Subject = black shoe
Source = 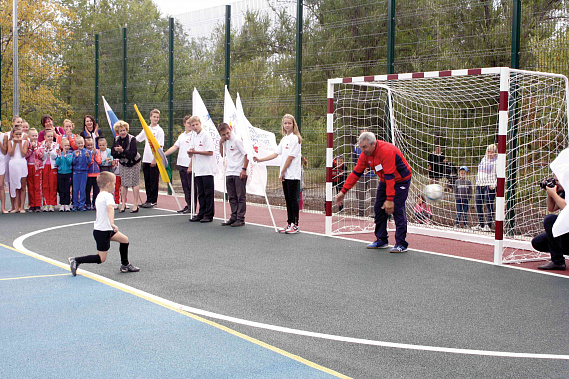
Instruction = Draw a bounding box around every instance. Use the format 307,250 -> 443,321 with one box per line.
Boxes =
200,218 -> 213,223
130,206 -> 139,213
68,257 -> 78,277
231,221 -> 245,227
140,202 -> 152,208
189,216 -> 203,222
177,206 -> 188,213
150,202 -> 157,208
221,219 -> 236,226
182,208 -> 192,214
537,261 -> 566,270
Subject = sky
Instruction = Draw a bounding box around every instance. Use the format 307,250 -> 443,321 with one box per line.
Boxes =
152,0 -> 240,16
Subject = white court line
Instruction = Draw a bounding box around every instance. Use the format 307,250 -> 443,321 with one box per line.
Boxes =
11,213 -> 569,360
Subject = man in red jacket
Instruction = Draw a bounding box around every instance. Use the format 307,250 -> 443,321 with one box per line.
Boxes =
335,132 -> 412,252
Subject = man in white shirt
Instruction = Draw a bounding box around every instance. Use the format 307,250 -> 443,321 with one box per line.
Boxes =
218,123 -> 249,227
136,109 -> 164,208
187,116 -> 216,223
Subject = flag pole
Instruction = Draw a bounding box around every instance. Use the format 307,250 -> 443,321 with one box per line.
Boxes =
255,162 -> 278,232
190,159 -> 195,218
263,188 -> 278,232
168,181 -> 182,210
222,140 -> 227,222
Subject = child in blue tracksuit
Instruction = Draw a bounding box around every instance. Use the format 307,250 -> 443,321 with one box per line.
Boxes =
55,138 -> 74,212
72,136 -> 92,211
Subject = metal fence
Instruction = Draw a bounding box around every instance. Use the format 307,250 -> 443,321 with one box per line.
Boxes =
1,0 -> 568,211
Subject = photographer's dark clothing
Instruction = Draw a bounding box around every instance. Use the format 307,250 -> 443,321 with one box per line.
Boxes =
532,214 -> 569,264
532,190 -> 567,264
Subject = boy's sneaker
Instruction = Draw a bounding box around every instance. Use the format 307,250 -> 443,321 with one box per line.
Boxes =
278,224 -> 291,233
483,225 -> 492,232
59,206 -> 65,212
49,205 -> 55,212
390,245 -> 408,253
285,224 -> 299,234
471,225 -> 482,231
367,240 -> 389,249
120,263 -> 140,273
68,257 -> 78,277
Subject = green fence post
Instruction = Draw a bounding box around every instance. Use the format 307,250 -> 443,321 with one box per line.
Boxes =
225,5 -> 231,91
94,34 -> 99,125
122,27 -> 127,120
385,0 -> 396,143
387,0 -> 395,75
506,0 -> 521,234
295,0 -> 303,132
168,17 -> 174,195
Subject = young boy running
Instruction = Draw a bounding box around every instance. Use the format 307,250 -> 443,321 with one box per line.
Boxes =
69,171 -> 139,276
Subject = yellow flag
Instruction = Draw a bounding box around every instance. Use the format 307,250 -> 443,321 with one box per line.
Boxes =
134,104 -> 170,183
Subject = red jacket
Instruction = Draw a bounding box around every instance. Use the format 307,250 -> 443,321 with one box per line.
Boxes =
87,149 -> 102,177
341,140 -> 412,201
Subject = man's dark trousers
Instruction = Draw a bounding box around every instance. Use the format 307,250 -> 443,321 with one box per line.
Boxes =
143,162 -> 159,204
373,179 -> 410,248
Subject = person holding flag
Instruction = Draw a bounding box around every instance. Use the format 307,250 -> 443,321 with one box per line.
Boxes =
218,122 -> 249,227
188,116 -> 217,223
136,109 -> 164,208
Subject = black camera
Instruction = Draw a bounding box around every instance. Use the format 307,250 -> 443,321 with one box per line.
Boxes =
539,177 -> 557,189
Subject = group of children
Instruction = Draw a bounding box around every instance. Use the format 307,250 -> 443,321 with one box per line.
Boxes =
0,115 -> 120,214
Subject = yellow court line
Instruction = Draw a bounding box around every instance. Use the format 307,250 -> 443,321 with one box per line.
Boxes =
0,273 -> 71,281
0,243 -> 351,379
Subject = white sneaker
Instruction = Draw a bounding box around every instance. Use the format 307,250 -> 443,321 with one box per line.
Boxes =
59,206 -> 64,212
41,206 -> 47,212
483,225 -> 492,232
471,225 -> 482,231
285,224 -> 299,234
49,205 -> 55,212
279,224 -> 291,233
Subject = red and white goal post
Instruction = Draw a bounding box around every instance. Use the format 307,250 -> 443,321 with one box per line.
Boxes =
325,67 -> 569,265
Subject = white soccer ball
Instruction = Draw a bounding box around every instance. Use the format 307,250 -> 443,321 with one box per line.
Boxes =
424,184 -> 444,202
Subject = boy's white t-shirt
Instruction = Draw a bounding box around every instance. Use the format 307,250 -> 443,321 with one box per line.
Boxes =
136,124 -> 164,163
276,133 -> 301,180
225,134 -> 247,176
174,131 -> 194,167
94,191 -> 115,231
189,129 -> 217,177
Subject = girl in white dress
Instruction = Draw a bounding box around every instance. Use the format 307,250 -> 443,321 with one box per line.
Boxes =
0,131 -> 8,213
8,127 -> 29,213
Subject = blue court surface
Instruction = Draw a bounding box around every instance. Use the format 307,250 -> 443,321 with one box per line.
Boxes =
0,245 -> 344,378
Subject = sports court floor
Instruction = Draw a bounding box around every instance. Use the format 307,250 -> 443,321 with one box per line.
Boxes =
1,193 -> 569,378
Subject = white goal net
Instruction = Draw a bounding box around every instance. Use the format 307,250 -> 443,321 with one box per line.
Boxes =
325,68 -> 568,264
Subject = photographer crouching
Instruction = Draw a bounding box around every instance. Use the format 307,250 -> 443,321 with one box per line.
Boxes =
532,175 -> 568,270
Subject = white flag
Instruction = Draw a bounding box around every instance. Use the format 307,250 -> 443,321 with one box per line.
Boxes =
551,148 -> 569,237
235,93 -> 280,167
192,88 -> 225,192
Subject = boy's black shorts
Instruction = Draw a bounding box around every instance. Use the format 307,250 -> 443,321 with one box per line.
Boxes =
93,229 -> 117,252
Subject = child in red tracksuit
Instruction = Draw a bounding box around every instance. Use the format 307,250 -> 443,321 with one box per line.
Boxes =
41,129 -> 59,212
25,128 -> 44,212
85,137 -> 102,210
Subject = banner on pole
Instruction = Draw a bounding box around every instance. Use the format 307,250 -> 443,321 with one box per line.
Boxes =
193,88 -> 224,192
